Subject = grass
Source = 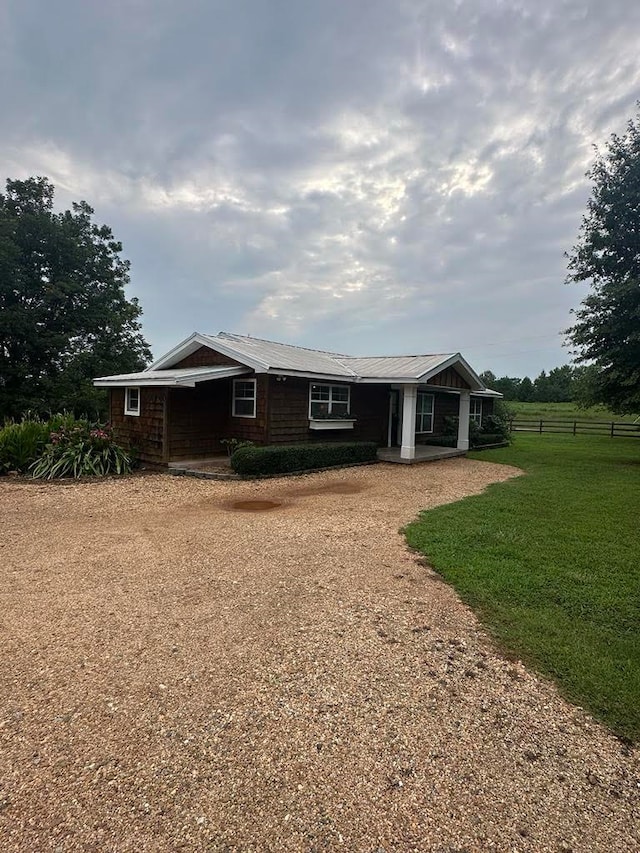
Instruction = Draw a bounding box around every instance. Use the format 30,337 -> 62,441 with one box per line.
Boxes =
404,433 -> 640,741
509,401 -> 639,423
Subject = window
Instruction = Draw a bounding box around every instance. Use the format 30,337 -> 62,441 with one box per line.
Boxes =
233,379 -> 257,417
124,386 -> 140,416
309,383 -> 351,418
415,391 -> 434,433
470,397 -> 483,425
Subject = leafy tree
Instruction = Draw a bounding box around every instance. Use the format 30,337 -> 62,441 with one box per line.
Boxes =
566,110 -> 640,414
0,177 -> 151,419
479,370 -> 496,387
491,376 -> 521,400
517,376 -> 534,402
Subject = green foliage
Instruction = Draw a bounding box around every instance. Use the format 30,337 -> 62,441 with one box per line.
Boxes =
220,438 -> 255,457
230,442 -> 378,476
0,176 -> 151,420
405,434 -> 640,740
565,109 -> 640,414
421,436 -> 457,448
441,410 -> 510,446
471,433 -> 508,447
30,419 -> 132,479
0,415 -> 50,472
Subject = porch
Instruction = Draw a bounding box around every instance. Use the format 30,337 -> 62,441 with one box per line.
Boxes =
377,445 -> 467,464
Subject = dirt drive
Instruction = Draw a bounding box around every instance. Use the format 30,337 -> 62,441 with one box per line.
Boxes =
1,460 -> 638,852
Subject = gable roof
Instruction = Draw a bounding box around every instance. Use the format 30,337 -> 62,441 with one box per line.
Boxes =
97,331 -> 498,394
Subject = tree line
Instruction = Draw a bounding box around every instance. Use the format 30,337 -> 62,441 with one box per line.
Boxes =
479,365 -> 597,404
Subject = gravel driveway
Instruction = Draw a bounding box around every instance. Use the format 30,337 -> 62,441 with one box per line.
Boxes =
1,459 -> 638,852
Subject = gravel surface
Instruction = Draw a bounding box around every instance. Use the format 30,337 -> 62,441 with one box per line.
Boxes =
1,459 -> 638,852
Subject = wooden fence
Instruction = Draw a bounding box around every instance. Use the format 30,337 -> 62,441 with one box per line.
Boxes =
509,419 -> 640,438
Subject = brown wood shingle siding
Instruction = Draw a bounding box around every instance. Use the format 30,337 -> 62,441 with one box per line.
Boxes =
166,375 -> 269,459
109,388 -> 166,463
171,346 -> 245,369
267,378 -> 389,445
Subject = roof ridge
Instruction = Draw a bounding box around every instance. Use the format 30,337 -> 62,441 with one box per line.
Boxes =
214,331 -> 350,358
340,352 -> 455,360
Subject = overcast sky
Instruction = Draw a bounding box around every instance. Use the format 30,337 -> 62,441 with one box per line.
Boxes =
2,0 -> 639,376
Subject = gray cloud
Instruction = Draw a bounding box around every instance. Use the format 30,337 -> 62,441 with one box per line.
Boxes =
3,0 -> 640,376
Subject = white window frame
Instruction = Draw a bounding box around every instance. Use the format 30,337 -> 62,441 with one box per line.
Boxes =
470,397 -> 483,425
232,378 -> 257,418
124,386 -> 140,416
415,391 -> 434,434
308,382 -> 351,418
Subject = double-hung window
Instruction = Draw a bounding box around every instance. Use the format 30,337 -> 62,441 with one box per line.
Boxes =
470,397 -> 483,425
124,386 -> 140,416
309,383 -> 350,418
415,391 -> 434,433
232,379 -> 257,418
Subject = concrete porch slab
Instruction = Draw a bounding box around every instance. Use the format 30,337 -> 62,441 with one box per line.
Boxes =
377,446 -> 466,464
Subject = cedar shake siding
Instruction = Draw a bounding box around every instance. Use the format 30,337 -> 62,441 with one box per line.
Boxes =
267,377 -> 389,446
171,346 -> 245,370
109,387 -> 166,464
167,374 -> 269,460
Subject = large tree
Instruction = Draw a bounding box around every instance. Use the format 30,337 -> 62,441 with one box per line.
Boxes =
0,177 -> 151,419
566,111 -> 640,414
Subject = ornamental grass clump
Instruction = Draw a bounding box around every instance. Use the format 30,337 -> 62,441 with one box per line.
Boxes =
0,415 -> 51,473
30,420 -> 132,479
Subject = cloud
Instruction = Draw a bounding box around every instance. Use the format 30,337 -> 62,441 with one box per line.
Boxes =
2,0 -> 640,374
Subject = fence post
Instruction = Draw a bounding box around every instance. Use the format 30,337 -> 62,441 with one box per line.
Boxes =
539,419 -> 543,434
611,422 -> 614,438
573,421 -> 577,436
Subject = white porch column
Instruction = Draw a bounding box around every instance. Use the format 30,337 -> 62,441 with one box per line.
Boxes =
400,385 -> 418,460
457,390 -> 471,450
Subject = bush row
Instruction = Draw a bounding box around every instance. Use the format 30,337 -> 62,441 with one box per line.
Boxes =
0,414 -> 132,479
230,442 -> 378,476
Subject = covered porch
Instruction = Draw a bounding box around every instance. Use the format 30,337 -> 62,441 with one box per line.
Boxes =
387,385 -> 472,463
377,445 -> 467,464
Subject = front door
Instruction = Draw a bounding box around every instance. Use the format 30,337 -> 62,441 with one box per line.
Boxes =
388,390 -> 400,446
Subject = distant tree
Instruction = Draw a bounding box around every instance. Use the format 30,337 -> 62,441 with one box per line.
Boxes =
479,370 -> 496,387
565,109 -> 640,414
517,376 -> 534,402
545,365 -> 575,402
491,376 -> 521,400
0,177 -> 151,419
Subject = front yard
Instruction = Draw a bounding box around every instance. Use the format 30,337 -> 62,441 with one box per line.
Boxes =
1,457 -> 638,851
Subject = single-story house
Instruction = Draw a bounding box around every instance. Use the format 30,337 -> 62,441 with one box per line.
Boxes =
93,332 -> 501,464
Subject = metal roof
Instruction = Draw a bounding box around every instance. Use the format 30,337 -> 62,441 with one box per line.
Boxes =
337,354 -> 455,380
97,332 -> 495,392
200,332 -> 357,377
94,365 -> 249,387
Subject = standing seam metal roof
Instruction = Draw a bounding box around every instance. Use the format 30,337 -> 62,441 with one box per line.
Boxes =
202,332 -> 358,376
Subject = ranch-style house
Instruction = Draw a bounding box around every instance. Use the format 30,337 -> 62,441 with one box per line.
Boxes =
93,332 -> 501,465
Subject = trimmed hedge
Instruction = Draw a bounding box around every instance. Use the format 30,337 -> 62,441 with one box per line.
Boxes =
472,433 -> 509,448
230,442 -> 378,476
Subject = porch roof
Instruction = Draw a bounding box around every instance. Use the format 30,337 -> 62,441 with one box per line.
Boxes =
93,365 -> 250,388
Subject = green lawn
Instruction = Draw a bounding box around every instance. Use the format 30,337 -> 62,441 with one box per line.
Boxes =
509,400 -> 639,422
405,433 -> 640,741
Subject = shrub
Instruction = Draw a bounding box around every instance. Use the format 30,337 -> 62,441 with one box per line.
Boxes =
0,416 -> 51,473
230,442 -> 378,476
220,438 -> 255,457
30,421 -> 132,479
472,433 -> 509,448
421,437 -> 457,448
